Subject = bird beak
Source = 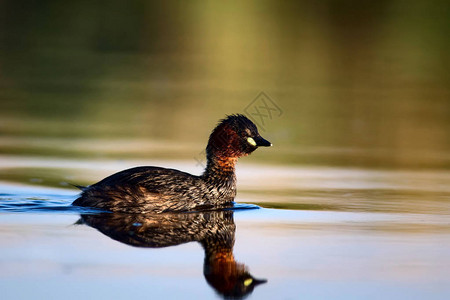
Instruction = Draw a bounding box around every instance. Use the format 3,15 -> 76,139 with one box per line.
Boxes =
254,135 -> 272,147
252,277 -> 268,286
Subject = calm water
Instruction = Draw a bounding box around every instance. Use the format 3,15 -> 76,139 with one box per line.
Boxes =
1,159 -> 450,299
1,1 -> 450,299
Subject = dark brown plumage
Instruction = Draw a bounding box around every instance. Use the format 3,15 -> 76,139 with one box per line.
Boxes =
72,114 -> 271,213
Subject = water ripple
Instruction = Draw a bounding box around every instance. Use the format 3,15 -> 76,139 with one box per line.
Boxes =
0,192 -> 261,214
0,193 -> 98,213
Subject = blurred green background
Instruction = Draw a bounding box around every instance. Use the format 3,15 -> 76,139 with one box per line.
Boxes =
1,0 -> 449,169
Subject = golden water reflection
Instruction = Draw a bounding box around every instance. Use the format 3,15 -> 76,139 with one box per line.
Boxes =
0,1 -> 449,170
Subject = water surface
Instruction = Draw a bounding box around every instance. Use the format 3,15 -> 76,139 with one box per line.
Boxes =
1,159 -> 449,299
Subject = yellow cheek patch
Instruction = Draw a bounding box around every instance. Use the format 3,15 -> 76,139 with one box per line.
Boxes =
247,137 -> 257,146
244,278 -> 253,286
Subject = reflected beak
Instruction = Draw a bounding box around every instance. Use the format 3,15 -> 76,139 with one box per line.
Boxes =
254,135 -> 272,147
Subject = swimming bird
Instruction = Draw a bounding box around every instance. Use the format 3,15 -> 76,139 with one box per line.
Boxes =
72,114 -> 271,213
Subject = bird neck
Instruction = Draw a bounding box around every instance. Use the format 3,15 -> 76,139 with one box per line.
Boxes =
202,154 -> 237,184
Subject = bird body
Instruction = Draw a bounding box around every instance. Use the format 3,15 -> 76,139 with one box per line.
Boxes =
72,114 -> 271,213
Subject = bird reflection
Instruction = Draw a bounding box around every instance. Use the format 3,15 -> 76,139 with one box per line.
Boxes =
77,209 -> 266,299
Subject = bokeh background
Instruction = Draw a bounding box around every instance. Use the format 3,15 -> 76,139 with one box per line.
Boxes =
0,0 -> 449,175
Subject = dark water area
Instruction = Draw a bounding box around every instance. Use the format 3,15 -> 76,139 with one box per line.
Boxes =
1,1 -> 450,299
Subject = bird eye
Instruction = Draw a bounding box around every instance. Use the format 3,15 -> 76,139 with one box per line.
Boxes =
244,278 -> 253,286
247,137 -> 257,146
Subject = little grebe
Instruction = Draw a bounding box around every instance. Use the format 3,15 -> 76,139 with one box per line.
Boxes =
72,114 -> 271,213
